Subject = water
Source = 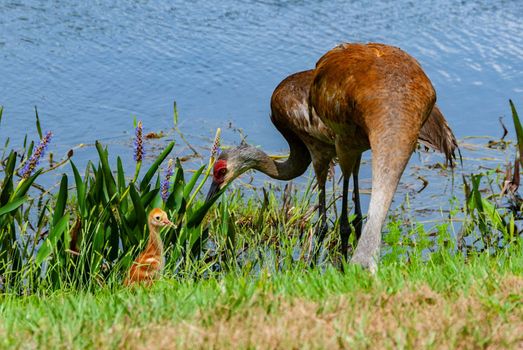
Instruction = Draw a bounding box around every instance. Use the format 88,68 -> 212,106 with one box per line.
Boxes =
1,0 -> 523,214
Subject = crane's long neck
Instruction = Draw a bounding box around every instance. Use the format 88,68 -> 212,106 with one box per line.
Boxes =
145,223 -> 164,255
251,127 -> 311,181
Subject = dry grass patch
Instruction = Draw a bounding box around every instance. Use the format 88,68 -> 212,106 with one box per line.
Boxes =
131,276 -> 523,350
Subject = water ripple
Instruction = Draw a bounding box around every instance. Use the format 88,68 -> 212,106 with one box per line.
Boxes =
0,0 -> 521,159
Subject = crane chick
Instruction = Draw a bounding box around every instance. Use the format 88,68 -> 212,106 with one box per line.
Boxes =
124,208 -> 173,286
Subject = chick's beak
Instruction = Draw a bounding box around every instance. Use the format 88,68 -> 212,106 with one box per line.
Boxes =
205,180 -> 222,202
162,218 -> 174,227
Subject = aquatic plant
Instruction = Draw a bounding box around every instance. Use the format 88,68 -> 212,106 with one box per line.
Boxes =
19,131 -> 52,179
161,158 -> 174,202
0,101 -> 522,293
133,120 -> 144,162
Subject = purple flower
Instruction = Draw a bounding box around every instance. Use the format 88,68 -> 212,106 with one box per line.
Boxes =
133,121 -> 144,162
20,131 -> 52,179
210,128 -> 221,160
161,159 -> 174,202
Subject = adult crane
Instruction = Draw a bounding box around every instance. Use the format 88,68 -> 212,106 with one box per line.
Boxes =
206,53 -> 457,263
309,42 -> 448,271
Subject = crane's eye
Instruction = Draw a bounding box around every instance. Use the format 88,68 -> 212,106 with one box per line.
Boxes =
218,168 -> 227,176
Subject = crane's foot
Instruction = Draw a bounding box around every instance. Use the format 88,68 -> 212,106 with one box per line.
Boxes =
350,252 -> 378,275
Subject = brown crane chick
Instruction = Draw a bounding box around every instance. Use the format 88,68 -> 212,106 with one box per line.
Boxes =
124,208 -> 173,286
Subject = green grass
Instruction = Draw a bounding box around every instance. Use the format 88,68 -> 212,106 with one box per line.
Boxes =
1,246 -> 521,349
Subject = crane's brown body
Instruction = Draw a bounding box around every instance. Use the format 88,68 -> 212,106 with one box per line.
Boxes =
272,69 -> 455,170
271,67 -> 456,255
124,208 -> 172,286
309,42 -> 439,271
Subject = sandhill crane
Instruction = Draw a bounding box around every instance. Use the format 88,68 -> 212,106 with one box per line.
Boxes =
206,60 -> 457,263
124,208 -> 173,286
268,69 -> 456,257
309,42 -> 445,272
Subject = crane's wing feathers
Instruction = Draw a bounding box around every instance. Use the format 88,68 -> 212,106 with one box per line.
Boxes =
271,70 -> 334,145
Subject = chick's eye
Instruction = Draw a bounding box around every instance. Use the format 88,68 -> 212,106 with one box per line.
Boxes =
155,216 -> 161,220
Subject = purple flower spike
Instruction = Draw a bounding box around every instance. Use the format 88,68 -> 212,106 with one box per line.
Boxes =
133,121 -> 144,162
210,128 -> 221,160
161,159 -> 174,202
20,131 -> 53,179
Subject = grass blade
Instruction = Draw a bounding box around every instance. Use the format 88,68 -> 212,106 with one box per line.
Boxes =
70,161 -> 86,217
52,174 -> 68,227
509,100 -> 523,166
34,106 -> 43,139
173,101 -> 179,127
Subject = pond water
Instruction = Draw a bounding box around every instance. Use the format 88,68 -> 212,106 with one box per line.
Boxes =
1,0 -> 523,216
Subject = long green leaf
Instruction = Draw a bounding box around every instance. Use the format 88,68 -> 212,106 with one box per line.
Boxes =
34,106 -> 43,139
510,100 -> 523,166
0,197 -> 26,216
116,156 -> 129,213
141,188 -> 160,209
70,161 -> 86,217
52,174 -> 68,226
167,159 -> 186,212
186,186 -> 227,228
117,156 -> 126,193
183,165 -> 205,199
129,184 -> 146,232
12,168 -> 43,200
140,141 -> 174,191
93,216 -> 108,253
0,151 -> 17,205
95,141 -> 117,198
36,213 -> 69,264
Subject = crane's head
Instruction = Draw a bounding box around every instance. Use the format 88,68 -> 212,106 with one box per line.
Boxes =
205,143 -> 262,202
148,208 -> 174,228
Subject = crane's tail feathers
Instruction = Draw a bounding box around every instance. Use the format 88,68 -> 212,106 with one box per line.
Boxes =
417,105 -> 460,167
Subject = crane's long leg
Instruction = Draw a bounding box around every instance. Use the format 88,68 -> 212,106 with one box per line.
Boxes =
352,154 -> 363,240
311,172 -> 328,265
339,177 -> 350,260
316,182 -> 328,244
333,139 -> 361,261
351,139 -> 415,273
340,155 -> 363,260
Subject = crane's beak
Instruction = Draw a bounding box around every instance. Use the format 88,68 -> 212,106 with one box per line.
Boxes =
162,218 -> 175,227
205,180 -> 222,202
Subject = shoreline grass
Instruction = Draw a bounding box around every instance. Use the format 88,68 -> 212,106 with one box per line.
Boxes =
1,247 -> 521,349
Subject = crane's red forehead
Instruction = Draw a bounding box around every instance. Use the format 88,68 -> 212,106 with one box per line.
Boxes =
213,159 -> 227,173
